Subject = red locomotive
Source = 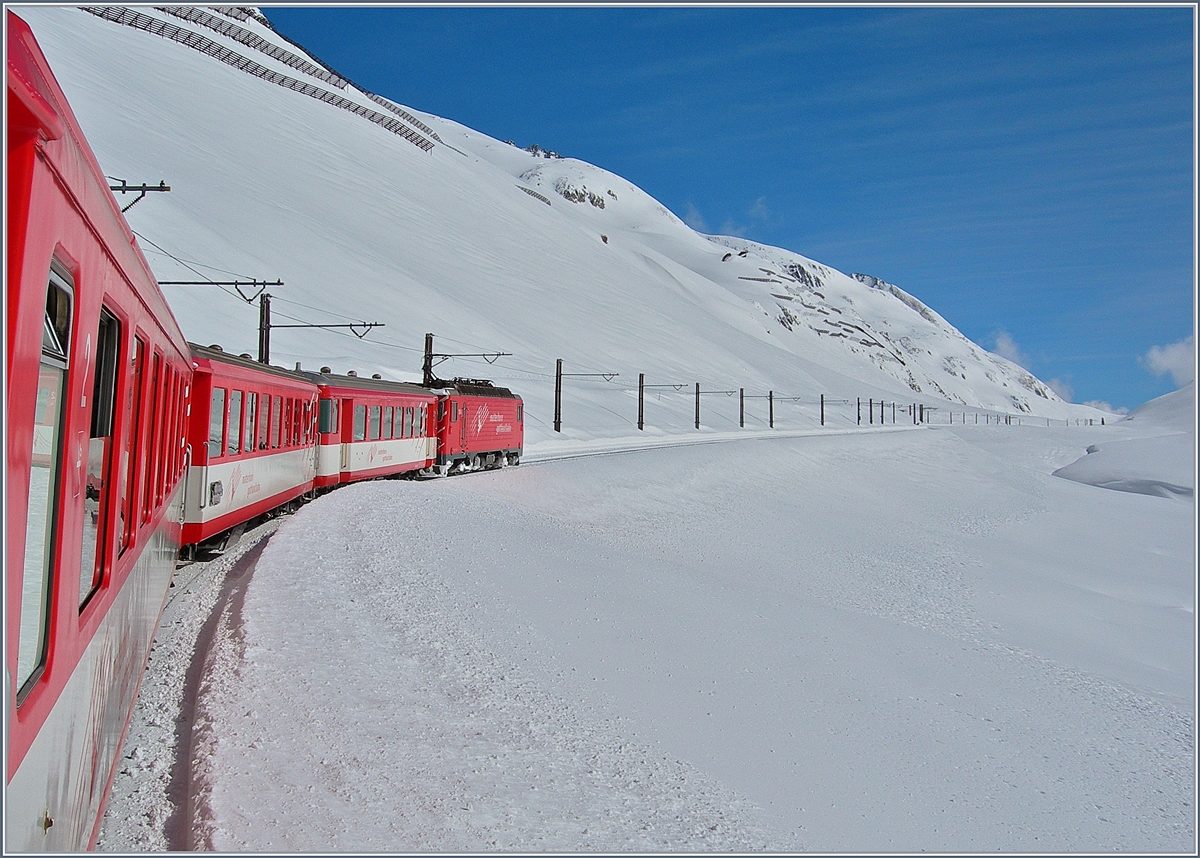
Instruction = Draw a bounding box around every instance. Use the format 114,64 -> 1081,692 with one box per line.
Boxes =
6,13 -> 525,849
7,12 -> 192,850
435,379 -> 524,473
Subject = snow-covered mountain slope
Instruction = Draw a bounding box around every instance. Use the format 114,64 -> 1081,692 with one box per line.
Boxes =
18,7 -> 1108,445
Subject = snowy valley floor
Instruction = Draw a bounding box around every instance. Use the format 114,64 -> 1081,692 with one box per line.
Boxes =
101,421 -> 1194,852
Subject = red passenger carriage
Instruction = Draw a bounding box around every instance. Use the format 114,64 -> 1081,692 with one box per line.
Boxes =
182,344 -> 319,549
6,12 -> 191,850
307,369 -> 438,486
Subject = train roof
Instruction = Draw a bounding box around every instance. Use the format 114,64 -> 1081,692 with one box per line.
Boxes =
189,342 -> 315,384
437,379 -> 521,399
298,368 -> 436,397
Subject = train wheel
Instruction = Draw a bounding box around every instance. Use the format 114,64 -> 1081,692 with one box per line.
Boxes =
507,453 -> 520,466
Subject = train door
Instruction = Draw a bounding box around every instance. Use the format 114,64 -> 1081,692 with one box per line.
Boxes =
458,400 -> 467,448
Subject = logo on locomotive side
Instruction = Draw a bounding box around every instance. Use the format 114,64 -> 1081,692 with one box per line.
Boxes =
473,404 -> 490,435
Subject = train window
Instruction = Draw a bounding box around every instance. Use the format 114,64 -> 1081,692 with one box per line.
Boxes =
164,371 -> 176,484
17,270 -> 74,699
437,399 -> 445,423
227,391 -> 243,457
353,404 -> 366,441
383,406 -> 393,439
78,309 -> 121,609
151,360 -> 167,507
270,396 -> 281,449
257,394 -> 269,449
244,392 -> 257,453
119,337 -> 146,554
208,388 -> 226,458
517,404 -> 523,423
318,398 -> 338,435
406,406 -> 415,438
290,398 -> 301,446
142,354 -> 161,522
452,401 -> 458,422
367,405 -> 381,441
164,368 -> 177,497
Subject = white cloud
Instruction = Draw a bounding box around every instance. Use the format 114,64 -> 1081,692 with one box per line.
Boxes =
1082,399 -> 1130,416
683,202 -> 708,233
748,197 -> 769,220
992,330 -> 1031,369
1141,335 -> 1194,387
719,218 -> 747,237
1046,377 -> 1073,402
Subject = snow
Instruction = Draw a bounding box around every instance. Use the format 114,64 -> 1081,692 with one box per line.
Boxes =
99,416 -> 1194,852
11,6 -> 1193,853
1053,384 -> 1194,498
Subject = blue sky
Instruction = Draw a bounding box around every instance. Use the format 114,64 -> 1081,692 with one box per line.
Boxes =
265,5 -> 1195,412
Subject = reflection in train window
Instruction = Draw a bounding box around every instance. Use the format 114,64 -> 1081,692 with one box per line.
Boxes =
227,391 -> 242,457
244,392 -> 257,453
208,388 -> 225,458
18,269 -> 72,699
78,308 -> 121,609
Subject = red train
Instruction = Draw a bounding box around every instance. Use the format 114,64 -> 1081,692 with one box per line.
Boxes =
179,351 -> 523,555
7,12 -> 192,850
6,12 -> 522,850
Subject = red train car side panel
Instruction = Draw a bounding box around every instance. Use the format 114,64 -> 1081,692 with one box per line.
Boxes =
308,372 -> 437,485
182,345 -> 319,546
6,13 -> 191,851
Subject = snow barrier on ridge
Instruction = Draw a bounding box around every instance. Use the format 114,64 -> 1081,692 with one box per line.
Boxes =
80,6 -> 435,153
154,6 -> 349,90
363,91 -> 442,143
